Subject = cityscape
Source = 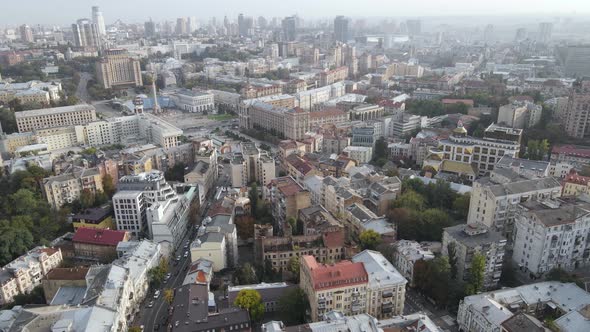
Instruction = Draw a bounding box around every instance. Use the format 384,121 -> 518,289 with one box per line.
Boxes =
1,1 -> 590,332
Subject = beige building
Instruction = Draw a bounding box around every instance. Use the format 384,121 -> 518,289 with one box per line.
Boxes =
230,142 -> 276,187
190,232 -> 227,272
15,104 -> 97,133
309,107 -> 349,127
0,80 -> 62,105
239,101 -> 311,140
95,49 -> 143,89
319,66 -> 349,86
266,176 -> 311,232
43,167 -> 104,209
0,247 -> 63,305
563,79 -> 590,139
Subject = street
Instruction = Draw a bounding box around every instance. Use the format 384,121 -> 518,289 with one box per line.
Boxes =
403,288 -> 458,332
75,72 -> 92,103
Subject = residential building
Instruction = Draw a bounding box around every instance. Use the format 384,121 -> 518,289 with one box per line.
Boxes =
40,267 -> 89,303
342,146 -> 373,164
172,89 -> 215,113
562,46 -> 590,78
0,247 -> 63,305
295,82 -> 346,111
323,134 -> 350,154
285,154 -> 321,185
334,16 -> 350,42
71,205 -> 115,230
513,198 -> 590,277
239,101 -> 310,140
391,114 -> 424,137
19,24 -> 33,43
95,49 -> 143,89
228,282 -> 298,313
562,169 -> 590,196
15,104 -> 96,132
550,144 -> 590,171
344,203 -> 396,243
300,255 -> 369,321
266,176 -> 311,232
457,282 -> 590,332
92,6 -> 106,35
351,250 -> 406,319
231,142 -> 275,187
72,228 -> 130,262
190,232 -> 227,272
72,19 -> 101,48
42,167 -> 104,209
200,214 -> 239,267
467,169 -> 562,236
320,67 -> 349,86
352,123 -> 382,148
495,156 -> 550,179
185,146 -> 218,199
563,79 -> 590,138
392,240 -> 435,286
0,80 -> 62,105
497,101 -> 542,129
299,205 -> 343,236
442,223 -> 507,290
303,175 -> 324,206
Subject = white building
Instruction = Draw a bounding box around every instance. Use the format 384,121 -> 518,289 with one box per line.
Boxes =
513,198 -> 590,276
172,89 -> 215,113
392,240 -> 435,286
190,232 -> 227,272
342,146 -> 373,164
231,142 -> 276,187
295,82 -> 346,110
497,101 -> 543,129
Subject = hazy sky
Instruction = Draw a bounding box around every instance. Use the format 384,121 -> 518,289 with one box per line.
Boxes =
1,0 -> 589,25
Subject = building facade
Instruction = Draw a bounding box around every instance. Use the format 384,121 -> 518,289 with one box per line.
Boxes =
95,49 -> 143,89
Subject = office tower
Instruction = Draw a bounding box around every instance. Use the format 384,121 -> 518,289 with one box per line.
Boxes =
95,49 -> 143,89
19,24 -> 33,43
405,19 -> 421,36
176,17 -> 188,35
72,19 -> 101,48
514,27 -> 527,41
334,16 -> 349,42
188,17 -> 198,33
562,46 -> 590,78
563,79 -> 590,138
282,16 -> 297,42
91,6 -> 106,36
258,16 -> 267,29
538,22 -> 553,43
238,13 -> 247,36
483,24 -> 494,43
144,19 -> 156,37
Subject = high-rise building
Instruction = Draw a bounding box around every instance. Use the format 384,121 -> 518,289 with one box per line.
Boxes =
282,16 -> 297,42
144,20 -> 156,37
514,27 -> 527,41
237,13 -> 253,37
91,6 -> 106,36
561,45 -> 590,78
483,24 -> 494,43
405,19 -> 421,36
176,17 -> 188,35
19,24 -> 33,43
563,79 -> 590,138
538,22 -> 553,43
72,19 -> 101,48
95,49 -> 143,89
334,16 -> 350,42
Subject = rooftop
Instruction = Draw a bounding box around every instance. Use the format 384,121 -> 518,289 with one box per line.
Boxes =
302,255 -> 367,291
14,104 -> 95,118
72,228 -> 128,247
351,250 -> 406,289
444,223 -> 506,248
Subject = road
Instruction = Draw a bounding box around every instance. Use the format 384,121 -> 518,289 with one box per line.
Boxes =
75,72 -> 92,103
227,129 -> 279,154
136,169 -> 231,331
404,288 -> 458,332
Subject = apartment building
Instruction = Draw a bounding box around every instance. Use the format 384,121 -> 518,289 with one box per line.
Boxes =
322,177 -> 363,217
392,240 -> 435,286
172,89 -> 215,113
0,80 -> 62,105
42,167 -> 104,209
295,82 -> 346,110
243,94 -> 296,109
563,79 -> 590,139
15,104 -> 96,132
239,101 -> 311,140
344,203 -> 396,243
185,147 -> 218,200
309,107 -> 348,127
231,142 -> 275,187
285,154 -> 322,185
497,100 -> 542,129
0,247 -> 63,305
562,169 -> 590,196
190,232 -> 227,272
95,49 -> 143,89
323,134 -> 350,154
550,144 -> 590,174
457,282 -> 590,332
442,223 -> 507,290
266,176 -> 311,232
319,66 -> 349,86
351,250 -> 407,319
513,198 -> 590,277
426,122 -> 522,177
342,146 -> 373,164
71,205 -> 115,230
72,228 -> 130,262
467,169 -> 562,237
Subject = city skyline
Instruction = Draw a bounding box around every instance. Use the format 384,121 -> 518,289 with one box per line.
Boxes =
1,0 -> 590,25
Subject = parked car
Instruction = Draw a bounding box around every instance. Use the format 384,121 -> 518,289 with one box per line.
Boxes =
154,290 -> 160,299
148,301 -> 154,308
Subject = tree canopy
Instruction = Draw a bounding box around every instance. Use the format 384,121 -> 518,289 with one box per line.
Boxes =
359,230 -> 382,250
278,288 -> 309,325
234,289 -> 265,321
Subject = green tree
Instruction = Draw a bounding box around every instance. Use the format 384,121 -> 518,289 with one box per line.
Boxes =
420,208 -> 451,241
465,253 -> 486,295
287,256 -> 300,282
392,190 -> 425,210
164,288 -> 175,304
128,327 -> 142,332
278,288 -> 309,325
236,263 -> 258,285
359,229 -> 382,250
249,184 -> 259,217
79,189 -> 96,209
453,193 -> 471,220
372,137 -> 388,162
447,242 -> 458,280
234,289 -> 265,321
0,219 -> 35,265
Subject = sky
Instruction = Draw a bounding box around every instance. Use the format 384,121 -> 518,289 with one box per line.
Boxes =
1,0 -> 589,25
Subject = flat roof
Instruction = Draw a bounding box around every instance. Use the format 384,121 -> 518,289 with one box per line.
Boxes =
15,104 -> 95,118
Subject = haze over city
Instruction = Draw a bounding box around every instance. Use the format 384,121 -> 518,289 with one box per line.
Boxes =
0,1 -> 590,332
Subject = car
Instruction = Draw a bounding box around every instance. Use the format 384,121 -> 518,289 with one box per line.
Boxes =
183,251 -> 188,258
154,324 -> 160,330
176,255 -> 181,261
154,290 -> 160,299
165,272 -> 171,280
148,301 -> 154,308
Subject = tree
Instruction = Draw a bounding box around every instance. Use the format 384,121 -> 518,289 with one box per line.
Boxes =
278,288 -> 309,324
164,288 -> 175,304
465,253 -> 486,295
234,289 -> 265,321
128,327 -> 143,332
164,162 -> 186,182
287,256 -> 300,282
452,193 -> 471,220
236,263 -> 258,285
249,184 -> 259,217
359,229 -> 382,250
79,189 -> 96,209
392,190 -> 425,210
0,219 -> 34,265
372,137 -> 388,163
447,242 -> 458,280
420,208 -> 451,241
102,174 -> 116,197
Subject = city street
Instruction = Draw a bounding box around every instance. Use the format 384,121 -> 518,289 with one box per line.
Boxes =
403,289 -> 458,332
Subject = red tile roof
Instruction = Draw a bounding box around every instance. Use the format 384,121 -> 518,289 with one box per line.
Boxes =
72,228 -> 128,246
309,108 -> 346,118
302,255 -> 367,291
564,170 -> 590,185
322,231 -> 345,248
552,144 -> 590,159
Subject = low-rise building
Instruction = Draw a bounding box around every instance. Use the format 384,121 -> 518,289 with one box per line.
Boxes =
344,203 -> 396,243
72,228 -> 130,262
172,89 -> 215,113
190,232 -> 227,272
562,169 -> 590,196
71,205 -> 115,230
228,282 -> 298,312
442,223 -> 507,290
342,146 -> 372,164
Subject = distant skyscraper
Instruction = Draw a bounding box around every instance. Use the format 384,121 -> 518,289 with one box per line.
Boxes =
258,16 -> 267,29
538,22 -> 553,43
282,16 -> 297,42
144,20 -> 156,37
406,19 -> 421,36
72,19 -> 101,48
563,79 -> 590,138
91,6 -> 106,36
514,28 -> 527,41
19,24 -> 34,43
188,17 -> 198,33
483,24 -> 494,43
334,16 -> 350,42
176,17 -> 188,35
238,13 -> 246,36
562,45 -> 590,78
